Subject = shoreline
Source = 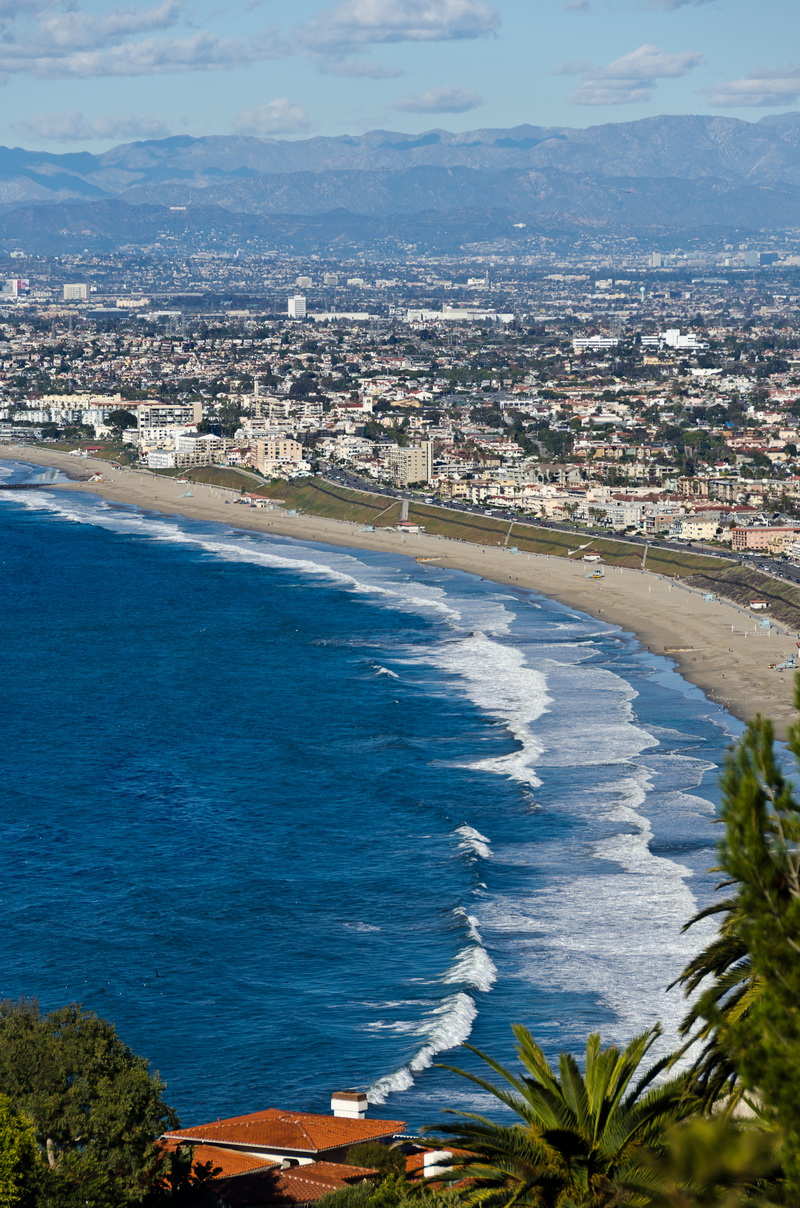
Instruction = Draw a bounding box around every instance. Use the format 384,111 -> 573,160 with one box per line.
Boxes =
3,443 -> 798,738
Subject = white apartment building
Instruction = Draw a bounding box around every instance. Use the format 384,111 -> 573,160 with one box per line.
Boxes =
63,283 -> 89,301
384,440 -> 433,487
175,433 -> 229,455
642,329 -> 708,351
676,517 -> 721,542
254,438 -> 305,475
136,402 -> 202,428
137,425 -> 194,450
288,295 -> 307,319
572,336 -> 619,352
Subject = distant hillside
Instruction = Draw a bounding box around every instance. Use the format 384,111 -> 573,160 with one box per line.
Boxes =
1,114 -> 800,250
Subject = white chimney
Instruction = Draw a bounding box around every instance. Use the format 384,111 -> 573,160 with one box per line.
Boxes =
331,1092 -> 368,1119
423,1150 -> 453,1178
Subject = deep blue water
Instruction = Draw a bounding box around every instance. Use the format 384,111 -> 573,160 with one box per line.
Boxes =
0,459 -> 739,1131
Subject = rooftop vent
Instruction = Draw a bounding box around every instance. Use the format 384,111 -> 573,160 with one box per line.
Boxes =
331,1092 -> 368,1119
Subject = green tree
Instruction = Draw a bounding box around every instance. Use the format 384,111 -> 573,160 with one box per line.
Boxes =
0,1094 -> 40,1208
142,1144 -> 222,1207
635,1115 -> 782,1208
345,1143 -> 406,1175
680,689 -> 800,1193
0,1000 -> 178,1207
107,409 -> 138,430
321,1174 -> 458,1208
428,1026 -> 696,1208
674,897 -> 754,1112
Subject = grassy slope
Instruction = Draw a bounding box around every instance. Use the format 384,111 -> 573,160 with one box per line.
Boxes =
42,440 -> 136,465
155,465 -> 269,491
251,479 -> 729,578
686,566 -> 800,631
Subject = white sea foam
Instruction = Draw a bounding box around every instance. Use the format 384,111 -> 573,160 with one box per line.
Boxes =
479,671 -> 718,1065
454,825 -> 493,860
374,665 -> 399,678
365,901 -> 497,1102
442,944 -> 498,993
426,632 -> 551,788
452,905 -> 486,944
367,991 -> 478,1103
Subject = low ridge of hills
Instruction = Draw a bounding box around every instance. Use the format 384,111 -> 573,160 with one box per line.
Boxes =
1,113 -> 799,252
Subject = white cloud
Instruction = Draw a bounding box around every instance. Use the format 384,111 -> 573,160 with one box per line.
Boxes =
298,0 -> 499,58
0,26 -> 284,77
35,1 -> 183,51
12,108 -> 171,141
650,0 -> 714,8
560,42 -> 704,105
233,98 -> 312,135
0,0 -> 285,79
392,85 -> 483,112
708,64 -> 800,107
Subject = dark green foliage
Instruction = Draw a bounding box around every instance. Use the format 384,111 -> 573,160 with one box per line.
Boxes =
636,1116 -> 782,1208
142,1144 -> 222,1207
675,676 -> 800,1194
715,701 -> 800,1186
427,1026 -> 697,1208
674,897 -> 752,1108
345,1143 -> 406,1174
0,1000 -> 178,1207
107,409 -> 138,429
320,1174 -> 458,1208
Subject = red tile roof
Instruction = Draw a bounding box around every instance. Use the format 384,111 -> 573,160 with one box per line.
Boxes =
165,1143 -> 274,1179
211,1160 -> 380,1207
163,1109 -> 406,1155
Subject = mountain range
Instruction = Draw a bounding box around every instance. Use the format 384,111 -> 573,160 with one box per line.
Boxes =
1,113 -> 799,253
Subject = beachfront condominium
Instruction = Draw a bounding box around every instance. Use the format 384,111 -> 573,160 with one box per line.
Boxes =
386,440 -> 433,487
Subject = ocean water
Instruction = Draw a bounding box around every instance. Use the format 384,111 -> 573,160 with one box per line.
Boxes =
0,458 -> 739,1131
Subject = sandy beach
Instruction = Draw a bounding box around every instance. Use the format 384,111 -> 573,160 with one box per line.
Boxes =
4,443 -> 798,738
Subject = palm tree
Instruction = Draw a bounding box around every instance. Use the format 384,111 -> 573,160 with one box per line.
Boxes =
427,1026 -> 696,1208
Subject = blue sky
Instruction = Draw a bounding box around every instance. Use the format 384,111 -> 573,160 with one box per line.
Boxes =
1,0 -> 798,149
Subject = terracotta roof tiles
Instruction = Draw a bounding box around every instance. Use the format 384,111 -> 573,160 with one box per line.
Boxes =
163,1109 -> 406,1155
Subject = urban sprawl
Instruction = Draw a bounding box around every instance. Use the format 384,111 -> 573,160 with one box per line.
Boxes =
4,247 -> 800,559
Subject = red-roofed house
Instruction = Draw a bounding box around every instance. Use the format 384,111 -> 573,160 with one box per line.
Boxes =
162,1095 -> 405,1167
160,1095 -> 405,1208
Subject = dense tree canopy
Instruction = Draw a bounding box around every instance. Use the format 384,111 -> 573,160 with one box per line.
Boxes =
0,1001 -> 177,1207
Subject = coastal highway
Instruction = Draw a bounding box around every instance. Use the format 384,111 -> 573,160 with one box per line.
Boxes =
320,469 -> 800,580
